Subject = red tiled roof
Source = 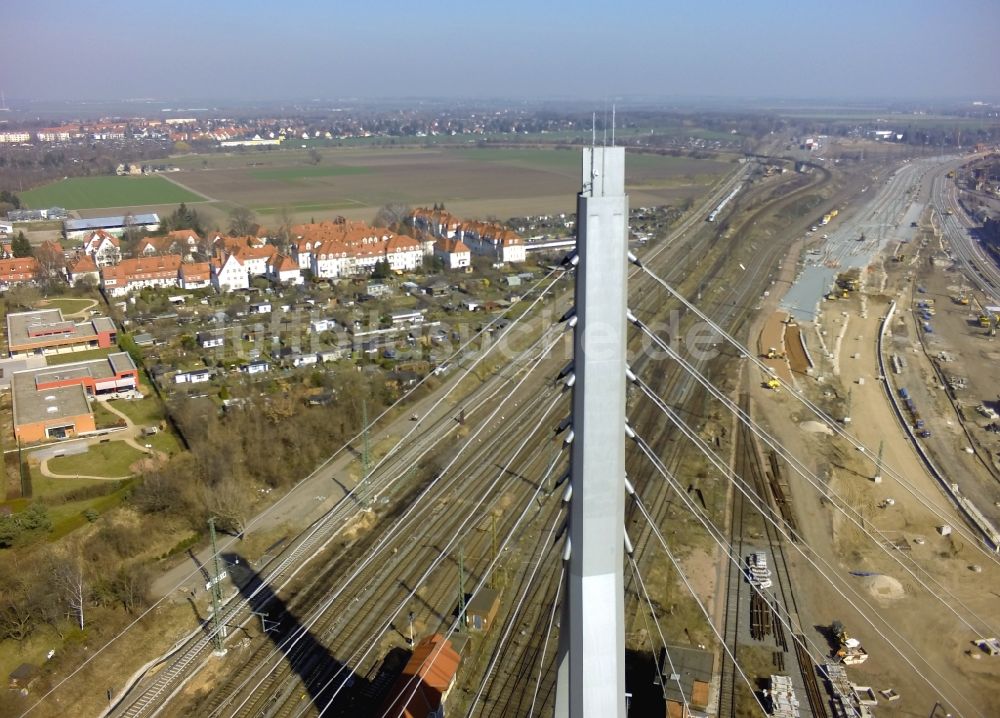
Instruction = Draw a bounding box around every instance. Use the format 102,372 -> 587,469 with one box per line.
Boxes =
68,255 -> 99,273
380,635 -> 460,718
180,261 -> 210,281
0,256 -> 40,281
102,254 -> 182,284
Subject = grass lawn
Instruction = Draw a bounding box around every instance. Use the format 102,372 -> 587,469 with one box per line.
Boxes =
92,401 -> 126,430
19,176 -> 202,210
44,347 -> 114,365
48,441 -> 145,478
251,165 -> 370,181
39,297 -> 97,315
107,396 -> 165,427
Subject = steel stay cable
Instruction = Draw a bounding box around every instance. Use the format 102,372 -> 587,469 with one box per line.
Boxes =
463,501 -> 564,717
632,320 -> 1000,638
630,428 -> 976,718
626,553 -> 687,708
527,564 -> 564,718
217,337 -> 567,718
632,257 -> 1000,564
320,455 -> 567,718
630,431 -> 863,718
627,491 -> 768,717
25,267 -> 565,718
300,447 -> 565,718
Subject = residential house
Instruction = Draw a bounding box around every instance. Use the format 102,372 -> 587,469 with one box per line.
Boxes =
242,360 -> 270,375
81,229 -> 122,267
179,262 -> 211,290
100,255 -> 183,297
0,257 -> 40,288
410,208 -> 526,263
211,253 -> 249,293
291,219 -> 423,279
65,255 -> 100,286
196,330 -> 226,349
267,254 -> 303,284
232,244 -> 276,277
174,369 -> 211,384
434,238 -> 471,270
137,230 -> 199,260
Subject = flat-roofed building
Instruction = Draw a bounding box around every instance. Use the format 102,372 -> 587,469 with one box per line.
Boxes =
11,352 -> 138,442
64,213 -> 160,241
6,309 -> 117,357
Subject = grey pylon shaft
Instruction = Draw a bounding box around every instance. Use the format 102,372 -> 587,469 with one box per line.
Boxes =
554,146 -> 629,717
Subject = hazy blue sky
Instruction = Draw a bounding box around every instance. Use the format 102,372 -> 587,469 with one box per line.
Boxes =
2,0 -> 998,102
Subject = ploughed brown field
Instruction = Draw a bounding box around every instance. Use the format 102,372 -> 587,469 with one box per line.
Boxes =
153,146 -> 736,224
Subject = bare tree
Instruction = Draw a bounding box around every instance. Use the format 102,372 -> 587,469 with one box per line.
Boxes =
112,567 -> 149,615
0,561 -> 38,642
34,240 -> 66,281
228,206 -> 257,237
373,203 -> 413,230
200,476 -> 253,539
307,148 -> 322,165
51,553 -> 87,630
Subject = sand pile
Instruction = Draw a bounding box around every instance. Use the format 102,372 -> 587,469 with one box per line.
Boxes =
800,420 -> 834,435
861,574 -> 905,601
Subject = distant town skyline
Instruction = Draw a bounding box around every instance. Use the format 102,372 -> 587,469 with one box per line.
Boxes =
2,0 -> 998,104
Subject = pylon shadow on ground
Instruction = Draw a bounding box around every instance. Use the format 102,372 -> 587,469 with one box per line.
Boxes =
223,552 -> 375,716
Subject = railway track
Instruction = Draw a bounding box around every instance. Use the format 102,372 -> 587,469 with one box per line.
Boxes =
718,394 -> 821,718
470,158 -> 832,716
110,316 -> 569,718
195,366 -> 570,718
113,154 -> 832,718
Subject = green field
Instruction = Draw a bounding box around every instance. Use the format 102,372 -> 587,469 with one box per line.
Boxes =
48,442 -> 145,478
252,165 -> 370,181
20,176 -> 203,210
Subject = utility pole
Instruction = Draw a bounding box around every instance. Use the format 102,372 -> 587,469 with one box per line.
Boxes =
208,518 -> 227,656
555,145 -> 629,718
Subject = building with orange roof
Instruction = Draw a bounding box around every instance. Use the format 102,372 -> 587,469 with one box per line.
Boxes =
0,257 -> 40,288
291,219 -> 423,279
266,254 -> 303,285
410,209 -> 525,264
232,243 -> 277,276
379,634 -> 460,718
65,254 -> 100,286
138,230 -> 200,260
101,255 -> 182,297
82,229 -> 122,267
434,237 -> 471,270
179,262 -> 211,290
